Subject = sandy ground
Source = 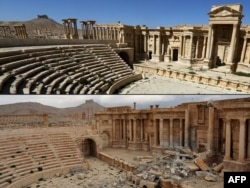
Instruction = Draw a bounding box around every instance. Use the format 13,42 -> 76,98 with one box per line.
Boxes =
119,61 -> 249,94
27,157 -> 133,188
27,149 -> 224,188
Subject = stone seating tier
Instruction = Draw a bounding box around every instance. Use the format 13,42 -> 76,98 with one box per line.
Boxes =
0,133 -> 83,188
0,44 -> 134,94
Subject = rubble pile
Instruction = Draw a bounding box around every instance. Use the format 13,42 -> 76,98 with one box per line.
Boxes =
128,147 -> 223,187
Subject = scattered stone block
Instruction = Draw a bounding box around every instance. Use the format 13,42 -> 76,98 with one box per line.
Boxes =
204,173 -> 217,182
77,173 -> 85,180
212,162 -> 224,172
148,169 -> 162,177
195,171 -> 208,177
164,150 -> 176,156
194,157 -> 210,171
183,162 -> 199,172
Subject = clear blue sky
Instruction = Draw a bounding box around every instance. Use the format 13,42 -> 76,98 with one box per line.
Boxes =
0,0 -> 250,28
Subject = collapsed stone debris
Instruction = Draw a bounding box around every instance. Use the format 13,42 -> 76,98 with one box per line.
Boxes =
128,147 -> 222,187
0,97 -> 249,187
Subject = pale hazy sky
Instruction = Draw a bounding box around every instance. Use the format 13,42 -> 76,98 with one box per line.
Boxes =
0,0 -> 249,28
0,95 -> 248,109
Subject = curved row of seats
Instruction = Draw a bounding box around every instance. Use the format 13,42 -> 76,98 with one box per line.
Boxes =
0,133 -> 82,188
0,44 -> 134,94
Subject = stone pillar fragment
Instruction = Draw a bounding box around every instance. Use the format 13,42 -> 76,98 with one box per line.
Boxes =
228,24 -> 238,64
240,37 -> 247,63
224,119 -> 231,160
238,118 -> 246,162
207,107 -> 214,152
170,119 -> 173,148
184,109 -> 189,148
133,119 -> 136,142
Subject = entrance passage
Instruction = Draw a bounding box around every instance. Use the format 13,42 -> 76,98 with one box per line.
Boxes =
118,52 -> 132,68
82,139 -> 97,157
173,49 -> 178,61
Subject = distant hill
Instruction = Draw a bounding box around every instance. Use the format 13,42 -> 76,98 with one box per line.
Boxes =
0,100 -> 105,118
0,15 -> 65,37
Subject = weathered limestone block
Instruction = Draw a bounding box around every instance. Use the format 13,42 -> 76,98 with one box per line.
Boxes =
127,171 -> 133,181
148,169 -> 162,177
226,81 -> 238,90
195,171 -> 208,177
212,162 -> 224,172
204,173 -> 217,182
176,72 -> 185,80
218,79 -> 228,88
132,174 -> 141,185
171,71 -> 178,79
194,157 -> 210,171
184,74 -> 192,82
157,69 -> 165,76
164,70 -> 171,77
208,77 -> 218,86
164,150 -> 176,156
199,76 -> 209,84
192,75 -> 202,83
160,178 -> 173,188
183,162 -> 199,172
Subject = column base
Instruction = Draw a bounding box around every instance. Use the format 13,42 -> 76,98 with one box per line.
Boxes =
151,146 -> 163,154
142,142 -> 150,151
128,142 -> 142,150
164,55 -> 171,62
151,54 -> 164,62
223,160 -> 250,172
112,140 -> 127,148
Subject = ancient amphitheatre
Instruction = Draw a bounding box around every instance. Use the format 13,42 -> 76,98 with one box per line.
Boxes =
0,96 -> 249,188
0,4 -> 250,94
1,2 -> 250,188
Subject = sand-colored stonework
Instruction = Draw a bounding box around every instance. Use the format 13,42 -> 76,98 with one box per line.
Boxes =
0,97 -> 249,188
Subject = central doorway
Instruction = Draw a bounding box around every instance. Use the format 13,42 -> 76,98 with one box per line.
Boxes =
82,139 -> 97,157
172,49 -> 178,61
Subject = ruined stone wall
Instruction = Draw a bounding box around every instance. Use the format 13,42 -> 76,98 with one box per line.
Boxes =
0,114 -> 48,129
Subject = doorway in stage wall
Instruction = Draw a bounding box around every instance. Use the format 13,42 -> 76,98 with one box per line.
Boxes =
173,49 -> 178,61
149,51 -> 152,60
215,44 -> 229,65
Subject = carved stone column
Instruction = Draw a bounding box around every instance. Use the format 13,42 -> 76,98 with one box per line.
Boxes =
153,35 -> 156,55
159,118 -> 163,147
180,119 -> 183,146
206,24 -> 214,60
228,24 -> 238,64
224,119 -> 232,160
202,36 -> 207,59
154,118 -> 158,146
238,118 -> 246,162
170,118 -> 173,148
195,36 -> 200,58
140,119 -> 143,141
207,107 -> 214,152
133,119 -> 136,142
184,109 -> 189,148
189,34 -> 193,60
129,119 -> 132,141
240,37 -> 247,63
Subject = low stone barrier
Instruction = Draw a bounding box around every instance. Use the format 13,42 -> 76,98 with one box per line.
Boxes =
98,152 -> 136,172
134,65 -> 250,93
107,74 -> 143,94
